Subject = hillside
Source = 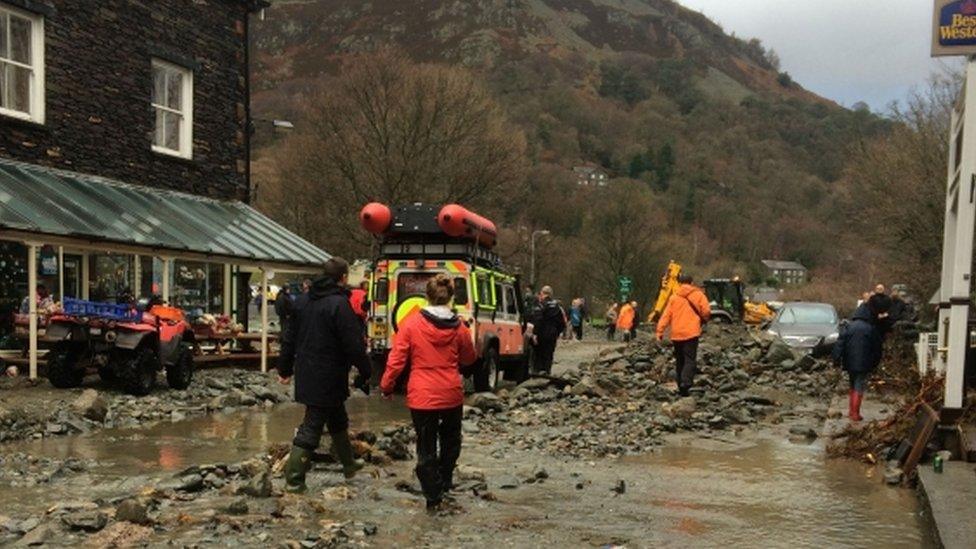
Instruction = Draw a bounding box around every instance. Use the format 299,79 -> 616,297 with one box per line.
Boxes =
252,0 -> 825,115
250,0 -> 892,302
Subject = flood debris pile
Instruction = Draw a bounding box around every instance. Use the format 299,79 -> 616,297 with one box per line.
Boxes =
0,369 -> 290,442
0,452 -> 93,486
465,325 -> 839,458
0,450 -> 381,548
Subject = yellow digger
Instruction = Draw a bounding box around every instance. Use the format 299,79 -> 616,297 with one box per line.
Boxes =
648,261 -> 774,325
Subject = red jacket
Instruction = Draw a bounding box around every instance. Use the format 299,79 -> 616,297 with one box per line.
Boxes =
381,308 -> 477,410
349,288 -> 368,322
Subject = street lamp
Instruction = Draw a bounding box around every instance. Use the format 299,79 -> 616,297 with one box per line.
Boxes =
530,229 -> 550,290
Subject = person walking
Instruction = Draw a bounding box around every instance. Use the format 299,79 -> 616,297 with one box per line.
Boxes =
616,301 -> 635,343
655,274 -> 711,396
570,298 -> 584,341
628,300 -> 640,341
381,275 -> 477,511
278,258 -> 372,493
605,302 -> 619,341
274,285 -> 294,335
834,294 -> 891,421
530,286 -> 566,374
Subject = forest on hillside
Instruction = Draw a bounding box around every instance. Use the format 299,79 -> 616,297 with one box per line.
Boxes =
251,1 -> 952,310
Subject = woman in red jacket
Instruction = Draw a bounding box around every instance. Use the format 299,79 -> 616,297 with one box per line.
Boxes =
381,274 -> 477,511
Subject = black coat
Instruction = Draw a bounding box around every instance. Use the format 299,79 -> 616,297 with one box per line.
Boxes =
278,278 -> 371,408
833,304 -> 883,374
531,298 -> 566,343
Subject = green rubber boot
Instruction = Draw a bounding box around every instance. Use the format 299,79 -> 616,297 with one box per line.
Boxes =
284,446 -> 312,493
331,431 -> 365,479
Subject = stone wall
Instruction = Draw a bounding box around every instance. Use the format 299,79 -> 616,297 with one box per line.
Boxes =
0,0 -> 250,201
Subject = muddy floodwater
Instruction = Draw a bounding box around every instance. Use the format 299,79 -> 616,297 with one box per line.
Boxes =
0,392 -> 934,547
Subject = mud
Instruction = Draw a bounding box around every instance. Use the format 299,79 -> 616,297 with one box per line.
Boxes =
0,334 -> 937,547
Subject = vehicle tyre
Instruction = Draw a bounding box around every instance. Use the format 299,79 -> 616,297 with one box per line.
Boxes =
166,344 -> 194,390
47,343 -> 84,389
117,346 -> 158,397
97,366 -> 116,384
475,347 -> 500,392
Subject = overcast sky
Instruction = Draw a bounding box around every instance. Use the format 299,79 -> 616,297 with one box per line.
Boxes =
679,0 -> 961,111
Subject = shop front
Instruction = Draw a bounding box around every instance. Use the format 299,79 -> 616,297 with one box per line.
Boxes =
0,158 -> 331,379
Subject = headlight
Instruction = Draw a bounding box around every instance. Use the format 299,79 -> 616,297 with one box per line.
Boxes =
824,333 -> 839,344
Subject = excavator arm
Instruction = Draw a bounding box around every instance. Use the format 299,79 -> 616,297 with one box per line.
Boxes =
648,260 -> 682,323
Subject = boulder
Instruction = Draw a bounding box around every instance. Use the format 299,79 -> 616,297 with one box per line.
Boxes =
765,340 -> 794,365
72,389 -> 109,422
571,377 -> 608,398
469,392 -> 505,413
662,397 -> 696,420
239,471 -> 273,498
115,499 -> 150,525
518,378 -> 551,391
61,510 -> 107,532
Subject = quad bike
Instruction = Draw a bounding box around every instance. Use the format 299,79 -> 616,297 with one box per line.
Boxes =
44,298 -> 195,396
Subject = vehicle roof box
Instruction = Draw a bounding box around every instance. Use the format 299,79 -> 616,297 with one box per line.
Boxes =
390,204 -> 442,235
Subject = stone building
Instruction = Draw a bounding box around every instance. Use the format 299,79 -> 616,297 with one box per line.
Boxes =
0,0 -> 329,377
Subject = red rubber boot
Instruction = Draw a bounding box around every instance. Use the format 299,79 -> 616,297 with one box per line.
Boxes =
849,391 -> 864,422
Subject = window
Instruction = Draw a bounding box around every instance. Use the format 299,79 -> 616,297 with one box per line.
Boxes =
453,277 -> 468,306
151,59 -> 193,158
0,5 -> 43,123
505,286 -> 518,315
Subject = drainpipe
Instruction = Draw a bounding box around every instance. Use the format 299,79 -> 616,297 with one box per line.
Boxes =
27,242 -> 39,380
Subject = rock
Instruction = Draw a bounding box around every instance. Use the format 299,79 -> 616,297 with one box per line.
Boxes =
15,523 -> 58,546
469,392 -> 505,413
239,471 -> 272,498
176,474 -> 205,492
662,397 -> 696,420
45,422 -> 66,435
170,410 -> 186,423
362,522 -> 379,536
795,354 -> 817,371
495,474 -> 520,489
205,377 -> 230,391
741,394 -> 777,406
518,377 -> 551,391
884,467 -> 904,485
226,499 -> 249,515
62,510 -> 108,532
789,426 -> 818,439
532,465 -> 549,480
571,377 -> 608,398
765,340 -> 794,364
461,420 -> 481,434
72,389 -> 109,422
457,465 -> 486,482
115,499 -> 150,525
462,405 -> 482,418
612,479 -> 626,494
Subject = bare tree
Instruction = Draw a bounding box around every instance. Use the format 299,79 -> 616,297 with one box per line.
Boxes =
259,50 -> 527,259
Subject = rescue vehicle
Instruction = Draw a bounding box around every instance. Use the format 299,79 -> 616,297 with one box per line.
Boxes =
360,203 -> 530,392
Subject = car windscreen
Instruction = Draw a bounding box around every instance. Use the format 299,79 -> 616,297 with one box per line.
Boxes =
778,305 -> 836,325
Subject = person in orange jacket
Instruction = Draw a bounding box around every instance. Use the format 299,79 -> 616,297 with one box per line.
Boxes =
616,301 -> 636,342
381,274 -> 477,511
655,274 -> 711,396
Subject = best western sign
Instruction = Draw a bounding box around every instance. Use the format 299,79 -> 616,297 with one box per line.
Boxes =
934,0 -> 976,56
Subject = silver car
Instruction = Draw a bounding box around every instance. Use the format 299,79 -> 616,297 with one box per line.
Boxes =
766,302 -> 839,353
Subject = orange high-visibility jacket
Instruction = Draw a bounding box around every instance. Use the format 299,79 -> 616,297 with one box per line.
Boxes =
616,303 -> 636,330
656,284 -> 711,342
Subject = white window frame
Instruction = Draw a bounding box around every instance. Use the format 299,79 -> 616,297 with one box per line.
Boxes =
151,58 -> 193,159
0,3 -> 44,123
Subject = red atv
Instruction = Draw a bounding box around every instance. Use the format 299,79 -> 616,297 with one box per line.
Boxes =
44,298 -> 195,396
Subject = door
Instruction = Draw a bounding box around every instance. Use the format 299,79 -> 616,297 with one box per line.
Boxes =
62,254 -> 83,299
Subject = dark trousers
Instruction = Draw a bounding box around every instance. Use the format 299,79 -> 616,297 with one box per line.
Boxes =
607,325 -> 616,341
533,337 -> 557,374
411,407 -> 463,505
673,338 -> 700,394
573,324 -> 583,340
848,371 -> 868,393
293,404 -> 349,450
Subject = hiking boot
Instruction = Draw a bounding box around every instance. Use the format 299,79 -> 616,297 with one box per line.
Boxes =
284,446 -> 312,494
331,430 -> 365,479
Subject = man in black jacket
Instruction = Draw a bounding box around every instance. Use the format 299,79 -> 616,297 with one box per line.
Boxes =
530,285 -> 566,375
278,258 -> 372,493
